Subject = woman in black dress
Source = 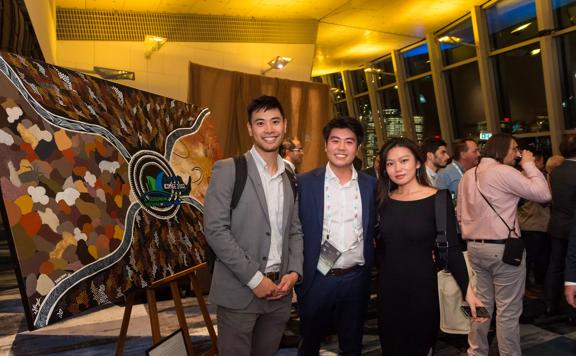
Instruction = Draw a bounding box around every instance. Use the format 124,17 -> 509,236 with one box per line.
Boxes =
376,138 -> 485,355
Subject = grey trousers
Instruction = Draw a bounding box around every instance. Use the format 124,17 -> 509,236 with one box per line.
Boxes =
467,242 -> 526,356
216,295 -> 291,356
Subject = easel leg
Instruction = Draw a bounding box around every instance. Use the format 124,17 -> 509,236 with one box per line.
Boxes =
170,281 -> 195,355
115,292 -> 136,356
146,288 -> 162,343
190,272 -> 218,355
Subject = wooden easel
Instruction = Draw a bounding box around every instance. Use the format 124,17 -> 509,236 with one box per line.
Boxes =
115,263 -> 217,356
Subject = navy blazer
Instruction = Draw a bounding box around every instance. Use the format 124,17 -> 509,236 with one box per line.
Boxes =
566,215 -> 576,283
296,166 -> 377,297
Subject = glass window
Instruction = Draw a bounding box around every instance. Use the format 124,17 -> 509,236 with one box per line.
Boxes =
408,75 -> 440,142
355,95 -> 378,167
333,101 -> 349,117
312,76 -> 323,83
485,0 -> 538,50
350,68 -> 369,94
438,18 -> 476,65
559,29 -> 576,129
403,43 -> 430,77
516,136 -> 552,159
446,62 -> 486,139
494,44 -> 548,134
372,57 -> 396,87
377,87 -> 404,138
554,0 -> 576,29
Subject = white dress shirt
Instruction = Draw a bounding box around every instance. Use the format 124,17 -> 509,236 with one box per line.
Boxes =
322,164 -> 364,269
246,146 -> 285,289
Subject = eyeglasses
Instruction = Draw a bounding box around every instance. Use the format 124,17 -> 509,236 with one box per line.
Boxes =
511,146 -> 520,152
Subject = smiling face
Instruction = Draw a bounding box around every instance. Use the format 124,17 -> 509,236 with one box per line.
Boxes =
385,146 -> 421,187
247,108 -> 286,155
325,128 -> 359,171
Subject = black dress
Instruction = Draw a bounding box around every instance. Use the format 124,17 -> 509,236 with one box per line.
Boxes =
377,191 -> 469,355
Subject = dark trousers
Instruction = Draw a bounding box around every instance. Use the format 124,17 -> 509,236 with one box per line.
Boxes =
545,237 -> 576,316
298,268 -> 370,356
522,230 -> 549,286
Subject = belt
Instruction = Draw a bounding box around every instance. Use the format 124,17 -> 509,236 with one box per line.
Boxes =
327,265 -> 362,276
467,239 -> 507,244
264,271 -> 280,282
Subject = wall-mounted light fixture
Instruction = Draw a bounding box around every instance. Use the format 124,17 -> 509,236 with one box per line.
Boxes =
144,35 -> 167,58
438,35 -> 476,48
93,66 -> 135,80
261,56 -> 292,75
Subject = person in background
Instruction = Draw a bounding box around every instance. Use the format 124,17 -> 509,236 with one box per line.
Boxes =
280,136 -> 304,173
421,137 -> 450,187
376,137 -> 485,355
296,117 -> 377,355
545,155 -> 565,182
458,133 -> 551,356
517,152 -> 550,292
545,135 -> 576,321
436,138 -> 481,201
203,95 -> 303,356
362,146 -> 384,179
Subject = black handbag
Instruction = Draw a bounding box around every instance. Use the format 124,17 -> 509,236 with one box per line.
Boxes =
474,166 -> 524,266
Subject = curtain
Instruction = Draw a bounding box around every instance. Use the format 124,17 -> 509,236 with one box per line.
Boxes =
188,62 -> 331,173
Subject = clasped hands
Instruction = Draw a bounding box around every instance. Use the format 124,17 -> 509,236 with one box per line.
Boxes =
253,272 -> 299,300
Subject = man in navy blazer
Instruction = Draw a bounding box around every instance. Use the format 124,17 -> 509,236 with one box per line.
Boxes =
296,116 -> 377,355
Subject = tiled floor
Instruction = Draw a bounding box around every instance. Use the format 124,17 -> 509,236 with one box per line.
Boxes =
1,238 -> 576,355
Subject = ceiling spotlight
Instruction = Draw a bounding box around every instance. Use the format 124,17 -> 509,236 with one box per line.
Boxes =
144,35 -> 167,58
510,22 -> 532,34
262,56 -> 293,75
438,35 -> 475,48
530,48 -> 541,56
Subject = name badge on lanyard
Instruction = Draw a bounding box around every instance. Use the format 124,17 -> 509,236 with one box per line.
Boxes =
317,239 -> 342,275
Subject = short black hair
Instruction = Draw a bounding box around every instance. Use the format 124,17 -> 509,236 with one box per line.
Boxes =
560,134 -> 576,158
246,95 -> 285,123
420,137 -> 447,156
322,116 -> 364,145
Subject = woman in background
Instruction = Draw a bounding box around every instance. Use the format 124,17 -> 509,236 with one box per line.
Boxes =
376,137 -> 484,355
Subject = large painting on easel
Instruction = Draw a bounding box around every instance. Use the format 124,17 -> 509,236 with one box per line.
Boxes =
0,51 -> 222,330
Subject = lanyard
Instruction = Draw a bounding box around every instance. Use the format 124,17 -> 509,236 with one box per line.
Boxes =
452,162 -> 464,177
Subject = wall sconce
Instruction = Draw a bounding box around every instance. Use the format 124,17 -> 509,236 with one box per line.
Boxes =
438,35 -> 476,48
144,35 -> 167,58
261,56 -> 293,75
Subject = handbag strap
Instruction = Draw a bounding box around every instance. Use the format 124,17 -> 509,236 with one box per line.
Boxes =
474,165 -> 519,238
435,189 -> 449,271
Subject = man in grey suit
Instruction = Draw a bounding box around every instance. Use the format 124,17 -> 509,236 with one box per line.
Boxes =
203,95 -> 303,356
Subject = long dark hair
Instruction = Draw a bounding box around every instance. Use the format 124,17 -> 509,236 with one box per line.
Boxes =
483,133 -> 515,164
377,137 -> 430,209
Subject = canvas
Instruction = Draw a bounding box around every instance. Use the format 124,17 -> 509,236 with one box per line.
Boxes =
0,52 -> 222,330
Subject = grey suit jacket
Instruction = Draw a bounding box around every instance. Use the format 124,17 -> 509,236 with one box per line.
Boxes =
203,151 -> 304,309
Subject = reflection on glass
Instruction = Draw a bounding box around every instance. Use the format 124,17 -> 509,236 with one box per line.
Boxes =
403,43 -> 430,77
495,44 -> 548,134
516,136 -> 552,159
377,87 -> 403,137
554,0 -> 576,29
334,101 -> 349,117
446,62 -> 485,139
329,72 -> 346,101
408,76 -> 440,142
355,95 -> 377,167
438,18 -> 476,65
485,0 -> 538,50
351,68 -> 369,94
371,57 -> 396,87
559,31 -> 576,129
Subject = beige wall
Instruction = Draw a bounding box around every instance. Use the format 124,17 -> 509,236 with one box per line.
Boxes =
56,41 -> 315,102
24,0 -> 57,63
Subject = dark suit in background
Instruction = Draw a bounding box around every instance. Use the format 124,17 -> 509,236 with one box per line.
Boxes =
296,166 -> 376,355
546,160 -> 576,314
